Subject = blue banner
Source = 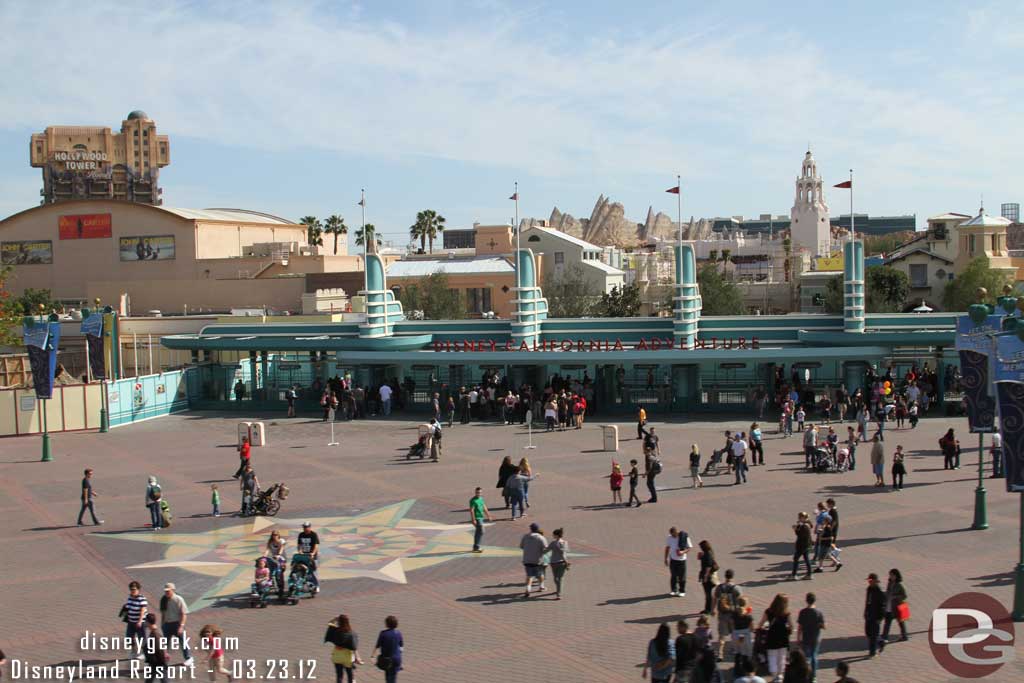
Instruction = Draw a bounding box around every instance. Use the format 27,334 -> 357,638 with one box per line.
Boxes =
80,313 -> 103,336
80,313 -> 106,380
23,320 -> 61,399
956,314 -> 1000,433
994,333 -> 1024,492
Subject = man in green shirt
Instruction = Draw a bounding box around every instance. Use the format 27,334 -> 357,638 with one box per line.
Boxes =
469,487 -> 491,553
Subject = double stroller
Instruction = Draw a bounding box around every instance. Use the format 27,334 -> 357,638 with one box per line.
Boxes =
287,553 -> 318,604
249,555 -> 286,608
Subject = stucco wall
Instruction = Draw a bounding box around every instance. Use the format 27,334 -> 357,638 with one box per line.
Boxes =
85,277 -> 306,314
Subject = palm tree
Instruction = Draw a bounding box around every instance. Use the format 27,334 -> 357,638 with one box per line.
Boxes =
355,223 -> 381,249
419,209 -> 446,253
300,216 -> 323,247
322,215 -> 348,255
409,214 -> 427,253
721,248 -> 732,280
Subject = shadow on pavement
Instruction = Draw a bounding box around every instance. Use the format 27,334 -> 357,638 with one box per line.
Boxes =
598,594 -> 671,606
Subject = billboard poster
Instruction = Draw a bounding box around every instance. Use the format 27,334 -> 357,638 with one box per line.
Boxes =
993,332 -> 1024,492
119,235 -> 175,261
1,240 -> 53,265
58,213 -> 112,240
22,321 -> 60,400
955,312 -> 1001,433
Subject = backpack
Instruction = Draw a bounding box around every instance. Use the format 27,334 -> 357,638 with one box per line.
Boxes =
718,583 -> 737,614
148,484 -> 162,502
651,458 -> 663,476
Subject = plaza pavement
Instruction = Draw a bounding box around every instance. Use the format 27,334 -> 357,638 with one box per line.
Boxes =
0,409 -> 1021,682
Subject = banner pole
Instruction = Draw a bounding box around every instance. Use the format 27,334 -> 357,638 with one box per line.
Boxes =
973,431 -> 988,530
1014,493 -> 1024,621
40,397 -> 52,462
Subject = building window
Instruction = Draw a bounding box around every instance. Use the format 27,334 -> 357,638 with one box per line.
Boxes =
909,264 -> 928,288
969,234 -> 976,254
466,287 -> 492,314
527,234 -> 541,242
554,252 -> 564,265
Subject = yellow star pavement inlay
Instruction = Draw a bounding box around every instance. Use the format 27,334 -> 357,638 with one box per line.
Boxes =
103,500 -> 518,611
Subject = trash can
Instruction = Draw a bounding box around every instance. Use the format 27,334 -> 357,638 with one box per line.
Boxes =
601,425 -> 619,452
250,421 -> 267,446
238,422 -> 253,447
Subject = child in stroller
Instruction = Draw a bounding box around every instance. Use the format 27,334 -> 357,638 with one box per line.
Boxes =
250,557 -> 280,607
408,435 -> 427,460
287,553 -> 317,603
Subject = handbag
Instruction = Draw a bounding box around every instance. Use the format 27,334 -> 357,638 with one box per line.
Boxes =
895,602 -> 910,622
375,655 -> 393,672
118,605 -> 129,623
331,647 -> 355,667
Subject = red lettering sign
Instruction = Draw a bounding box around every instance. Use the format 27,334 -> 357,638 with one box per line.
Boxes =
58,213 -> 112,240
430,337 -> 761,351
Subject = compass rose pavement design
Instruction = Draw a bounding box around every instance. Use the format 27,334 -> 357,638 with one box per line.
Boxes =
103,499 -> 520,611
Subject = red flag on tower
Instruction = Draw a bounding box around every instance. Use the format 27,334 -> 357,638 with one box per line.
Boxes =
665,185 -> 680,194
509,192 -> 518,201
834,180 -> 852,189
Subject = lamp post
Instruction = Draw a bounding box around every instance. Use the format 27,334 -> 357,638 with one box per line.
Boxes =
38,308 -> 59,462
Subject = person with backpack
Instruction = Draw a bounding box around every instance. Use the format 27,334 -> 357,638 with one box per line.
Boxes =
664,527 -> 693,597
145,476 -> 163,530
712,569 -> 742,663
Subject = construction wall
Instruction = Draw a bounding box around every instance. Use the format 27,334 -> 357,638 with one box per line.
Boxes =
0,383 -> 103,436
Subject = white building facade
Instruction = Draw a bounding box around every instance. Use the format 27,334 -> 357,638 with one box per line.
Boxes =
790,150 -> 831,256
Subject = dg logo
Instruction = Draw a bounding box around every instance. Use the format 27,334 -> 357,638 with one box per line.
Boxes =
929,592 -> 1015,678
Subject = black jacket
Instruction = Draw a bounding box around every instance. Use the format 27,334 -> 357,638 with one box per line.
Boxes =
864,585 -> 885,621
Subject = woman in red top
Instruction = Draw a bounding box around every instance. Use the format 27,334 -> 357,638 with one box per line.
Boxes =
609,461 -> 624,505
234,437 -> 251,479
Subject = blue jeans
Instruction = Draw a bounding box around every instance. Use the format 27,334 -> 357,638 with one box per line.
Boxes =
148,503 -> 162,528
384,670 -> 397,683
161,622 -> 190,661
78,500 -> 99,524
212,503 -> 220,516
382,399 -> 391,416
801,640 -> 820,678
734,461 -> 747,484
472,520 -> 484,550
125,621 -> 145,654
510,493 -> 525,519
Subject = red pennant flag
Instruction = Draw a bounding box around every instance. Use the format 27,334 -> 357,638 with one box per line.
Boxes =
665,186 -> 680,194
509,192 -> 518,200
834,180 -> 852,189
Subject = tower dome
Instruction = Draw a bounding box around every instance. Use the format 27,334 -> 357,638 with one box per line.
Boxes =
126,110 -> 149,121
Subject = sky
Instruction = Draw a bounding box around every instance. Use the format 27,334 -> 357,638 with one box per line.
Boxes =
1,0 -> 1022,251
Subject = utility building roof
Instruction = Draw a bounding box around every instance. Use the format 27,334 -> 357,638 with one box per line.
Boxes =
387,256 -> 515,277
160,207 -> 296,224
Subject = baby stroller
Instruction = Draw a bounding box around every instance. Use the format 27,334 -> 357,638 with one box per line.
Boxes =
813,445 -> 835,473
407,424 -> 433,460
287,553 -> 317,604
835,447 -> 850,473
249,556 -> 285,608
703,448 -> 726,475
251,483 -> 289,517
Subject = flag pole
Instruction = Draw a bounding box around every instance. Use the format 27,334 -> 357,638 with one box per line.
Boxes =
514,181 -> 520,296
676,174 -> 682,246
849,169 -> 854,242
360,188 -> 367,293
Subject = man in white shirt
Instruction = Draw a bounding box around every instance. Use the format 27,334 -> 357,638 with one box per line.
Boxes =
991,430 -> 1004,478
468,387 -> 479,420
379,384 -> 393,416
906,382 -> 920,405
732,433 -> 748,485
663,526 -> 693,597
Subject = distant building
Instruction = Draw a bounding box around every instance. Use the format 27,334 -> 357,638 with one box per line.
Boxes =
790,150 -> 831,256
883,213 -> 967,308
31,111 -> 170,205
953,206 -> 1016,279
442,228 -> 475,250
522,226 -> 625,295
1002,203 -> 1020,223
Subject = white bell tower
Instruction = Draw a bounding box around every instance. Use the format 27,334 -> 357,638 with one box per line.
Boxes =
790,149 -> 831,256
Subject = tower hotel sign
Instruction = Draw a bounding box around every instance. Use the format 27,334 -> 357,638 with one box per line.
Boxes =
433,337 -> 762,352
51,150 -> 109,171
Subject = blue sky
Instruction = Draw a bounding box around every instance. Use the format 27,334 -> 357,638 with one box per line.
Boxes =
1,1 -> 1022,250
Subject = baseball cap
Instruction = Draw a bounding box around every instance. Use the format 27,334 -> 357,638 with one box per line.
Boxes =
163,582 -> 175,591
529,522 -> 539,532
302,521 -> 311,528
866,573 -> 879,581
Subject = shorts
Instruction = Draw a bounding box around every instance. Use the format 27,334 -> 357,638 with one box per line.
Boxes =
524,563 -> 543,579
611,486 -> 621,492
717,613 -> 734,637
873,463 -> 884,476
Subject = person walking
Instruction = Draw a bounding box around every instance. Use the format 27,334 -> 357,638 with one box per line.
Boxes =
504,467 -> 529,520
732,433 -> 748,485
845,426 -> 858,471
856,404 -> 868,443
812,502 -> 829,563
636,405 -> 648,440
628,459 -> 642,508
371,616 -> 403,683
428,419 -> 443,462
546,528 -> 569,599
750,423 -> 764,466
297,522 -> 321,593
826,498 -> 840,545
758,593 -> 793,683
496,456 -> 516,508
864,573 -> 885,657
445,394 -> 455,427
121,581 -> 148,659
802,424 -> 817,469
814,517 -> 842,572
78,468 -> 103,526
378,384 -> 393,416
782,649 -> 811,683
520,522 -> 548,597
891,445 -> 907,490
240,465 -> 259,516
674,620 -> 698,683
286,385 -> 297,418
990,430 -> 1004,478
211,484 -> 221,517
790,512 -> 813,580
141,613 -> 168,682
160,583 -> 193,667
641,623 -> 676,683
732,596 -> 755,673
645,448 -> 661,503
940,428 -> 961,470
880,568 -> 909,649
518,457 -> 534,508
796,592 -> 825,681
712,569 -> 742,664
609,462 -> 624,505
468,487 -> 491,553
664,526 -> 693,597
689,444 -> 704,488
198,624 -> 234,682
145,476 -> 163,530
325,614 -> 364,683
233,436 -> 251,479
697,540 -> 718,615
869,435 -> 885,487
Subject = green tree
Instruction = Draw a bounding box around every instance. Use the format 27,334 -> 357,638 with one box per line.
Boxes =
300,215 -> 323,247
697,263 -> 745,315
416,209 -> 446,253
322,214 -> 348,255
0,266 -> 28,346
593,283 -> 643,317
720,248 -> 733,280
409,215 -> 426,252
545,264 -> 599,317
863,231 -> 915,256
823,275 -> 844,314
13,288 -> 58,317
865,265 -> 909,312
397,272 -> 465,319
355,223 -> 381,249
942,256 -> 1013,312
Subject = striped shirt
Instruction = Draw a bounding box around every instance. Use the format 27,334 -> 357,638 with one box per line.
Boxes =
124,594 -> 148,623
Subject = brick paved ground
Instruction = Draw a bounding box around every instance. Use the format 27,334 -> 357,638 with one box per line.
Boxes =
1,410 -> 1022,682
